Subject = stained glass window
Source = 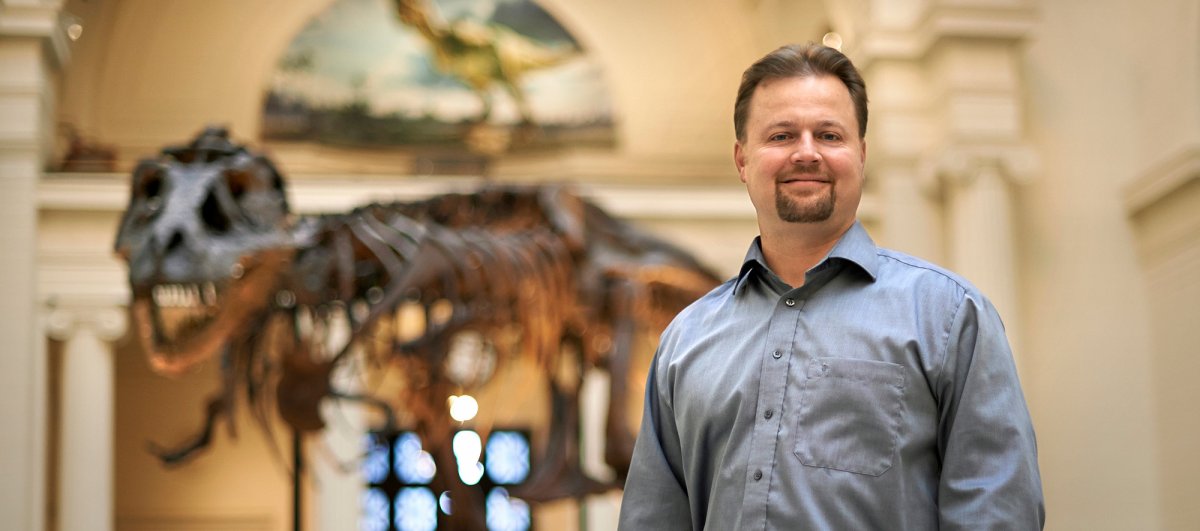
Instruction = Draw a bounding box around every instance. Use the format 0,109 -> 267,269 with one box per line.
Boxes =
362,488 -> 390,531
363,429 -> 532,531
486,488 -> 531,531
394,487 -> 438,531
485,431 -> 530,485
394,432 -> 437,484
363,436 -> 390,485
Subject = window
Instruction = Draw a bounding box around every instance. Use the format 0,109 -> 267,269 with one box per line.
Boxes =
363,429 -> 532,531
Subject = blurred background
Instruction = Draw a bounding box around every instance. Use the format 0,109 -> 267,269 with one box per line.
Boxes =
2,0 -> 1198,530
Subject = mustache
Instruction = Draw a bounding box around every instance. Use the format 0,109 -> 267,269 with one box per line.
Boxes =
778,163 -> 826,181
780,161 -> 822,174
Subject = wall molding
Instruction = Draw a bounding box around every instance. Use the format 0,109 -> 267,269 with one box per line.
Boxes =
38,172 -> 766,221
115,513 -> 274,531
0,0 -> 73,66
856,1 -> 1037,65
1124,143 -> 1200,217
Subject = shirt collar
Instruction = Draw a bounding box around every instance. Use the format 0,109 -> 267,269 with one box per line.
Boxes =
733,221 -> 880,295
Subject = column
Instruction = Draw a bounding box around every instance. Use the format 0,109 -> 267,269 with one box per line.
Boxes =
0,1 -> 71,529
856,0 -> 1037,363
861,54 -> 945,261
939,151 -> 1034,357
46,305 -> 127,531
315,356 -> 368,531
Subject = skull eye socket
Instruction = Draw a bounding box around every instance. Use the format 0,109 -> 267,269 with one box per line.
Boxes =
134,164 -> 165,200
201,190 -> 231,234
225,169 -> 252,200
142,175 -> 163,200
199,168 -> 258,234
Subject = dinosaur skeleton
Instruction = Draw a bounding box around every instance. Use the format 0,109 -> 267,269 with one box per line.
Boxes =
114,127 -> 720,527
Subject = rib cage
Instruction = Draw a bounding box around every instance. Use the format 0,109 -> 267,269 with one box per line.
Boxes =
278,185 -> 722,510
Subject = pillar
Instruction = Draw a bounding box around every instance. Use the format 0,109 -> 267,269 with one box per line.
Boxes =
936,148 -> 1036,358
853,0 -> 1037,363
0,1 -> 71,529
46,304 -> 126,531
315,337 -> 367,531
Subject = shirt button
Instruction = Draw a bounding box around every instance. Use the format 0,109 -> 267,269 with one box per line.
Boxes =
753,469 -> 763,481
785,298 -> 796,307
772,349 -> 782,359
764,409 -> 774,419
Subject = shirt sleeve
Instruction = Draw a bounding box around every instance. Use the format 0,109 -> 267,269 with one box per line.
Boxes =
617,346 -> 694,530
936,292 -> 1046,530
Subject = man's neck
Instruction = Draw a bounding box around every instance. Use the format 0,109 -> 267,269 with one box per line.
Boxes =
759,220 -> 854,288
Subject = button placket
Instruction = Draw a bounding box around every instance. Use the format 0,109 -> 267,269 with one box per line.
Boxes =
738,288 -> 805,525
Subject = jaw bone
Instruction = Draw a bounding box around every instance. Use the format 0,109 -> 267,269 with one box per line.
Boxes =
133,249 -> 295,377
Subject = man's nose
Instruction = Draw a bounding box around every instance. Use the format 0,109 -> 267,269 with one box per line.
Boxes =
790,135 -> 821,165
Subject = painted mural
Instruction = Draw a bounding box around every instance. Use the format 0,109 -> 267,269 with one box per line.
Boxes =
261,0 -> 615,162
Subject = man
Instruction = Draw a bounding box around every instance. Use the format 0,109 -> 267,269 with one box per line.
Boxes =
618,43 -> 1044,530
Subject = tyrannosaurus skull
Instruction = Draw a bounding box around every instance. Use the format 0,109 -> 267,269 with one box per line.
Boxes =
114,127 -> 296,375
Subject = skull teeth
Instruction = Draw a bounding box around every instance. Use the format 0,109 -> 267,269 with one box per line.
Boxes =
150,282 -> 221,345
152,283 -> 219,308
202,282 -> 218,306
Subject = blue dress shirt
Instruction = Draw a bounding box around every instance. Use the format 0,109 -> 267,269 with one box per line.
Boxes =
618,222 -> 1044,530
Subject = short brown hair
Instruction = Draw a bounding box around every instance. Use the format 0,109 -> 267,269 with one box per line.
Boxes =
734,43 -> 868,142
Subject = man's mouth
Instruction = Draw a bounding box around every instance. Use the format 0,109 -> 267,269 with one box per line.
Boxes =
779,174 -> 830,186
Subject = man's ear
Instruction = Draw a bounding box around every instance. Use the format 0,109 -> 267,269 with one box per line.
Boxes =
734,141 -> 747,183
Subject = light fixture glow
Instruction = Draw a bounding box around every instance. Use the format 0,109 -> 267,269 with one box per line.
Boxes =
452,430 -> 482,463
822,32 -> 844,51
458,461 -> 485,485
448,394 -> 479,422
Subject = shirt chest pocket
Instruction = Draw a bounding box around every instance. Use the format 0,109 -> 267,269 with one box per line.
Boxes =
793,357 -> 906,477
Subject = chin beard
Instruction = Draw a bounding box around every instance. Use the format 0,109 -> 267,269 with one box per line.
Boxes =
776,182 -> 835,223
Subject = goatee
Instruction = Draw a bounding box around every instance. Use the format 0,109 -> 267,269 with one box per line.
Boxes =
775,181 -> 835,223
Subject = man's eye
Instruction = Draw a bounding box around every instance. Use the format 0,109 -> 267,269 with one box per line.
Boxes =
818,132 -> 841,141
769,133 -> 791,141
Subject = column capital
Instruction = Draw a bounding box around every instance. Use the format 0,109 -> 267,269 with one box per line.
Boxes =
917,143 -> 1038,196
45,301 -> 126,342
0,0 -> 72,67
854,0 -> 1037,65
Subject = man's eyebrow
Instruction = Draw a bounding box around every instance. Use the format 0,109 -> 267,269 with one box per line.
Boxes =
764,119 -> 848,130
816,119 -> 847,129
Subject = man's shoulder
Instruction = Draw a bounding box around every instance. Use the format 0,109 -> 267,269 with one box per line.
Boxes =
681,276 -> 738,315
662,277 -> 737,331
873,247 -> 983,300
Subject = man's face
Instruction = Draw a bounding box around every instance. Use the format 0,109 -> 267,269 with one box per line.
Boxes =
734,74 -> 866,235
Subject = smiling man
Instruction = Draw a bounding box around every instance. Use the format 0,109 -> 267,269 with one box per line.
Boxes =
618,43 -> 1044,530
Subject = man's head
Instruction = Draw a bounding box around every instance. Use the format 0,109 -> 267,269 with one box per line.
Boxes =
733,43 -> 869,236
734,43 -> 868,143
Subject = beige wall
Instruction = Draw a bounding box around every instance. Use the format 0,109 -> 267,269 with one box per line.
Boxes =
21,0 -> 1200,529
1131,168 -> 1200,531
60,0 -> 827,175
112,335 -> 294,531
1021,1 -> 1200,529
60,0 -> 333,162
